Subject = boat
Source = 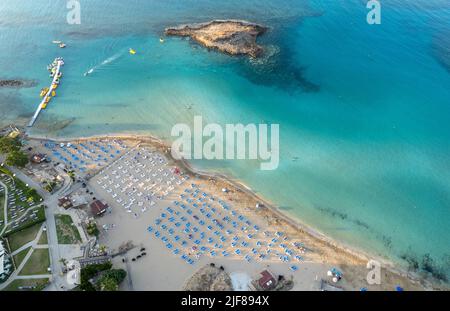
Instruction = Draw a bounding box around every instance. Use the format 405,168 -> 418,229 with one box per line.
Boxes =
52,40 -> 62,44
84,68 -> 94,77
39,88 -> 49,97
59,43 -> 66,48
159,38 -> 164,43
45,96 -> 51,104
129,48 -> 136,55
51,90 -> 56,97
42,103 -> 47,109
51,83 -> 58,90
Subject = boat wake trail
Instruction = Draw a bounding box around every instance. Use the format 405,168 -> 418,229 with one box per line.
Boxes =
83,51 -> 124,76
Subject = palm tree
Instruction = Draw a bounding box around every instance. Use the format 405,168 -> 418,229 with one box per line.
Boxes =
98,245 -> 107,255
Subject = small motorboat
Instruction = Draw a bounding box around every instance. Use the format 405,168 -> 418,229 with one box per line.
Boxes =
59,43 -> 66,48
84,68 -> 94,76
51,90 -> 56,97
159,38 -> 164,43
52,40 -> 62,44
129,48 -> 136,55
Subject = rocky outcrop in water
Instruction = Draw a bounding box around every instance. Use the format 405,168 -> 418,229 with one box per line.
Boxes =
0,79 -> 37,88
165,20 -> 268,58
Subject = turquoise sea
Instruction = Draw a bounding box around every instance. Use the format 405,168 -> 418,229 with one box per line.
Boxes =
1,0 -> 449,280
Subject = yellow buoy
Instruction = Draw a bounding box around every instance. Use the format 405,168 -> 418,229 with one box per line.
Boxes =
129,48 -> 136,55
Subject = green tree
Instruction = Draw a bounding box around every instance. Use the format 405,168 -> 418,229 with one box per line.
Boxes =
67,170 -> 76,181
86,222 -> 99,237
96,269 -> 126,291
6,150 -> 29,167
103,269 -> 127,283
78,262 -> 112,291
98,276 -> 119,291
0,136 -> 21,154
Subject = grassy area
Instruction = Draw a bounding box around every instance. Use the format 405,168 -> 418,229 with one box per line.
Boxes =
55,214 -> 82,244
0,190 -> 4,231
0,167 -> 45,235
13,247 -> 31,268
6,187 -> 40,220
2,278 -> 49,291
19,248 -> 50,276
37,229 -> 48,244
3,206 -> 46,236
0,166 -> 13,176
13,177 -> 42,202
7,222 -> 42,252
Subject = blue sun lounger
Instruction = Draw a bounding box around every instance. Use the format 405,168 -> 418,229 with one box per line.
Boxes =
295,255 -> 304,261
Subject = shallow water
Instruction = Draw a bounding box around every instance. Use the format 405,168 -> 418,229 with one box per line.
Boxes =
1,0 -> 449,279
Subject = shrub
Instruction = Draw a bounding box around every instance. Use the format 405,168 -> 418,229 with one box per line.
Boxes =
0,136 -> 21,154
86,222 -> 99,237
6,150 -> 29,167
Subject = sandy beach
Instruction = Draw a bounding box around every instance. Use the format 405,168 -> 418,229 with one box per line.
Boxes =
21,131 -> 446,292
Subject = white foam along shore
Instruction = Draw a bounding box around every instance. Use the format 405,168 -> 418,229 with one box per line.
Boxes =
23,130 -> 440,290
